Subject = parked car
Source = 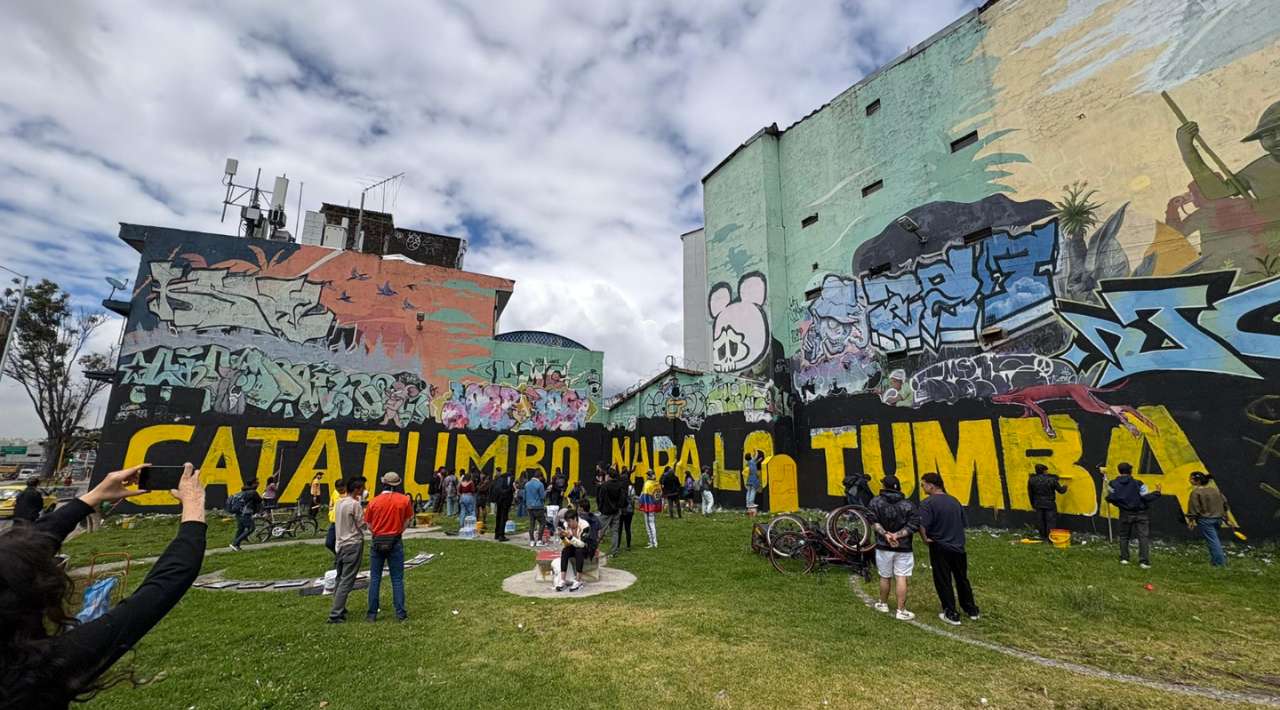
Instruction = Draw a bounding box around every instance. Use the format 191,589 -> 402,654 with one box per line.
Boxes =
0,482 -> 59,519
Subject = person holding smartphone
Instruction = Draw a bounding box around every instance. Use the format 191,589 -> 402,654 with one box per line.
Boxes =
0,463 -> 207,708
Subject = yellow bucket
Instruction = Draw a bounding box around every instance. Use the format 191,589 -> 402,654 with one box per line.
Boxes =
1048,528 -> 1071,549
475,519 -> 486,534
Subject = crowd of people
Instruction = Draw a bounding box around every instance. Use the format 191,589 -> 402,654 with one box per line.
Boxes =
0,455 -> 1237,706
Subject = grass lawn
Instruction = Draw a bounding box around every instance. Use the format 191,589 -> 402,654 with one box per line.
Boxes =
69,512 -> 1279,709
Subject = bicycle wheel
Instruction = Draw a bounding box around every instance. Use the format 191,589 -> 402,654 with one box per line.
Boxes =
294,516 -> 318,536
766,514 -> 807,554
768,531 -> 815,575
826,505 -> 871,553
251,520 -> 273,544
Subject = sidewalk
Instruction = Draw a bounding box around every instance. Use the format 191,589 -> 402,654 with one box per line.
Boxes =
69,525 -> 441,577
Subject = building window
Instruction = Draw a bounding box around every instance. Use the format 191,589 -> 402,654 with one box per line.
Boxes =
950,130 -> 979,153
801,214 -> 819,228
865,99 -> 881,116
862,179 -> 884,197
962,226 -> 992,244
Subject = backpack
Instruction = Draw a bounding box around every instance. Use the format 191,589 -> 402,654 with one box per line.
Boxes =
226,491 -> 246,515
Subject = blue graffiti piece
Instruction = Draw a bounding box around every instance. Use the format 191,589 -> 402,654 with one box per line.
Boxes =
977,222 -> 1058,330
1059,272 -> 1278,385
864,273 -> 924,352
916,245 -> 981,351
862,223 -> 1057,353
1199,275 -> 1280,360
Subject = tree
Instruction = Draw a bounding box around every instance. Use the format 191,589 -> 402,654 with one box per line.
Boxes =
2,279 -> 114,477
1053,180 -> 1105,299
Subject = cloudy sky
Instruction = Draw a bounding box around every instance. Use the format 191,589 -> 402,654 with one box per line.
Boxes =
0,0 -> 978,438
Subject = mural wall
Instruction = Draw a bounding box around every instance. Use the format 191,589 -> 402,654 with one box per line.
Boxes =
690,0 -> 1280,536
95,227 -> 605,507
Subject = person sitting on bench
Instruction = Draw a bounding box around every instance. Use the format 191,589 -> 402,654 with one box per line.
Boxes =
553,508 -> 595,592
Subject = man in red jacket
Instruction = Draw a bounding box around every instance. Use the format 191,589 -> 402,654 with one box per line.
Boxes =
365,472 -> 414,622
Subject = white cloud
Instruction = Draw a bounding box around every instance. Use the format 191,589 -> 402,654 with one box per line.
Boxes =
0,0 -> 979,436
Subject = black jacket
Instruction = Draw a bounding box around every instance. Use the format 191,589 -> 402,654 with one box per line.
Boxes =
491,474 -> 514,503
13,486 -> 44,521
842,473 -> 872,506
24,500 -> 205,709
599,478 -> 629,515
659,470 -> 681,497
1027,472 -> 1067,510
1106,476 -> 1160,513
867,490 -> 919,552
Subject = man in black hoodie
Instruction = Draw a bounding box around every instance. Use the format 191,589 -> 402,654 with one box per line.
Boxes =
660,466 -> 682,519
1105,462 -> 1161,568
599,469 -> 629,556
867,475 -> 920,621
1027,463 -> 1068,540
491,471 -> 515,542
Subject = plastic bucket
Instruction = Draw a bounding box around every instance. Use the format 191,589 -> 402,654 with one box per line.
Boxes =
1049,528 -> 1071,549
505,520 -> 517,534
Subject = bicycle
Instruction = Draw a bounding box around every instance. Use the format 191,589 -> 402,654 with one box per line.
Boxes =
764,505 -> 872,555
250,508 -> 319,543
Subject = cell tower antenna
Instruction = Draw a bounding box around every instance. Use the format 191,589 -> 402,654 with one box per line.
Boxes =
219,158 -> 295,241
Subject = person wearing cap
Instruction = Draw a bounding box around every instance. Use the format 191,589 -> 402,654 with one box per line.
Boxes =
364,472 -> 413,622
1104,462 -> 1162,569
1178,100 -> 1280,200
1027,463 -> 1068,541
879,369 -> 914,407
867,474 -> 920,621
918,472 -> 979,626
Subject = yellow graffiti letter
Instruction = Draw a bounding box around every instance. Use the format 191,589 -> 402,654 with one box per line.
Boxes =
912,420 -> 1004,509
123,424 -> 195,506
1000,415 -> 1096,515
810,427 -> 857,497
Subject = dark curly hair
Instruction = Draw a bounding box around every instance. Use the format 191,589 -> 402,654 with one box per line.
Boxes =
0,525 -> 133,707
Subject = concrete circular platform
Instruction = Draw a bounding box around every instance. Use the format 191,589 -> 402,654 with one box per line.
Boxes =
501,566 -> 637,599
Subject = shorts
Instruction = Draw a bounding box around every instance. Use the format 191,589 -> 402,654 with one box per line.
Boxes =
875,550 -> 914,578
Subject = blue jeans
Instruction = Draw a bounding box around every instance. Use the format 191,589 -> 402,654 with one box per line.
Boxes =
459,493 -> 476,522
368,538 -> 406,619
745,486 -> 758,509
233,513 -> 255,547
1196,517 -> 1227,567
446,496 -> 459,517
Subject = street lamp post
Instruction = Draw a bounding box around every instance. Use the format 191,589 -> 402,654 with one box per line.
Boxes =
0,264 -> 29,384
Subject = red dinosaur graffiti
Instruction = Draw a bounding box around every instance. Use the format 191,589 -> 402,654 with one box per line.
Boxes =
990,382 -> 1156,438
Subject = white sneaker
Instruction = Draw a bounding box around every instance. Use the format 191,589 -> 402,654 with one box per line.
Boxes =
873,602 -> 890,613
1120,559 -> 1129,565
554,584 -> 564,592
229,544 -> 240,552
1139,562 -> 1151,569
895,609 -> 915,621
939,612 -> 961,626
529,541 -> 536,547
569,581 -> 583,592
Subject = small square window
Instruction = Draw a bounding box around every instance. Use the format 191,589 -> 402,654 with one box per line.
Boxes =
801,214 -> 819,228
865,99 -> 880,116
862,180 -> 883,198
950,130 -> 980,153
962,227 -> 992,244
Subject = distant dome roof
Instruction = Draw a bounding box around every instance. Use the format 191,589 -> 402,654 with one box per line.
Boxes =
494,330 -> 589,350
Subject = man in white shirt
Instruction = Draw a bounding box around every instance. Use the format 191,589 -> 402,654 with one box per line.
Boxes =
327,476 -> 368,623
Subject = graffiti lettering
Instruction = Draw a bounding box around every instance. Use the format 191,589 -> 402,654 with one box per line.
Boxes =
1060,272 -> 1280,385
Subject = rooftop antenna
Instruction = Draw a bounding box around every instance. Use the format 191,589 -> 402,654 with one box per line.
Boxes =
219,158 -> 294,241
354,172 -> 404,252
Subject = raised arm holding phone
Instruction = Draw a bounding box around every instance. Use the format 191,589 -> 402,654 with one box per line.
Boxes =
0,463 -> 207,709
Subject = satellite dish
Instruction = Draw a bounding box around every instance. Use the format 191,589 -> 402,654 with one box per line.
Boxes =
106,277 -> 127,290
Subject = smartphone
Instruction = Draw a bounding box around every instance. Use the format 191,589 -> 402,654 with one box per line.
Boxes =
138,465 -> 186,491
